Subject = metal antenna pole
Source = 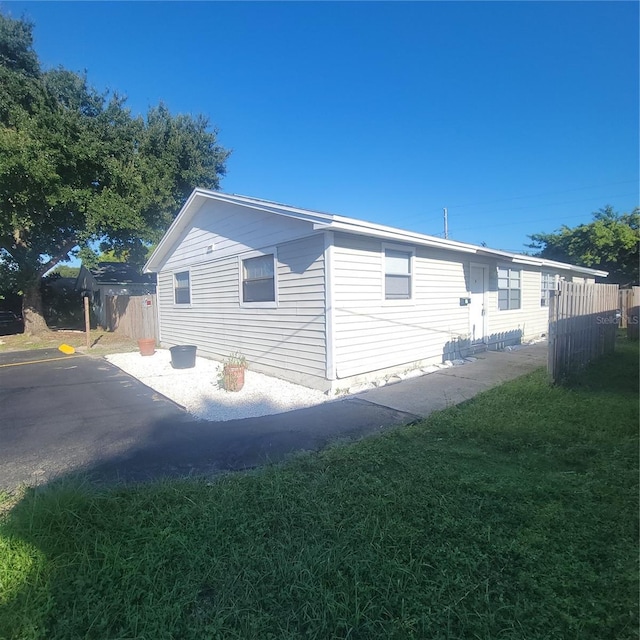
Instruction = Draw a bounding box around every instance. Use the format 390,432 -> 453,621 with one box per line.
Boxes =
443,208 -> 449,239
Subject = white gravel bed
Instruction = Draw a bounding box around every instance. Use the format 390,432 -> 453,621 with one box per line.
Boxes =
105,349 -> 330,422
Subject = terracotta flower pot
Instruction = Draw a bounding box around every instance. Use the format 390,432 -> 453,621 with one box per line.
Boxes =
138,338 -> 156,357
223,364 -> 245,392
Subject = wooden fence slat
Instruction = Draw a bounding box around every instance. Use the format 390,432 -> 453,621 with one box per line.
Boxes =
104,294 -> 158,341
619,287 -> 640,339
548,282 -> 619,383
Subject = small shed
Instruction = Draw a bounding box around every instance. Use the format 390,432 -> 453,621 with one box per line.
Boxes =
76,262 -> 157,337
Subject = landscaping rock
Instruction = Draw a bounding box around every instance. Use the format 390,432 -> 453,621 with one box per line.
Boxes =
421,365 -> 439,374
348,382 -> 375,394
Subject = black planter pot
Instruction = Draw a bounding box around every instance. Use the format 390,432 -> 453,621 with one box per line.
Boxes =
170,345 -> 197,369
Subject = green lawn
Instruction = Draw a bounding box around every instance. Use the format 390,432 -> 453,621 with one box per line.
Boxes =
1,338 -> 638,640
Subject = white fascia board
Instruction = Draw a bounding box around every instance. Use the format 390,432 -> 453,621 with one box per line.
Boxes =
536,259 -> 608,278
320,218 -> 608,277
144,189 -> 206,273
210,191 -> 335,225
479,249 -> 608,278
144,189 -> 335,272
507,255 -> 543,267
145,188 -> 609,280
507,253 -> 607,277
313,220 -> 478,254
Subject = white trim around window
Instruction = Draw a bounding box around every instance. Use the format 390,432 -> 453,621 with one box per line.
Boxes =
173,269 -> 192,306
382,244 -> 415,303
239,248 -> 278,308
541,271 -> 557,307
497,265 -> 521,311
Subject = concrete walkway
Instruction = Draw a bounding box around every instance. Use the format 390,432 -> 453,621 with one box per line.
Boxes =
356,342 -> 548,419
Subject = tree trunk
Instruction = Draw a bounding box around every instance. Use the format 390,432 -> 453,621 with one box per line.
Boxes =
22,280 -> 50,335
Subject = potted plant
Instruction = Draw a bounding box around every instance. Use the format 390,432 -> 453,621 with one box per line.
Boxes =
221,352 -> 247,392
138,337 -> 156,357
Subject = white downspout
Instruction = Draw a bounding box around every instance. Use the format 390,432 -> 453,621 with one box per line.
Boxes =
324,231 -> 336,382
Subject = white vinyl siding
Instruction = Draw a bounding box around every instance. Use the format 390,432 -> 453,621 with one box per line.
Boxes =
486,266 -> 575,344
571,276 -> 595,284
157,234 -> 327,389
486,268 -> 543,346
332,234 -> 470,379
161,199 -> 315,271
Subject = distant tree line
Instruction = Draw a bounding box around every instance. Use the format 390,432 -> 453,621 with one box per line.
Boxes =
528,206 -> 639,286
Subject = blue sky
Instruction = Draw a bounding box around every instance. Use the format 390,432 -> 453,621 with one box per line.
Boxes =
2,1 -> 639,254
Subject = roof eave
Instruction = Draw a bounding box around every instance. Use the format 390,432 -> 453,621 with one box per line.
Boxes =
144,188 -> 610,280
144,188 -> 334,272
313,220 -> 479,254
144,189 -> 206,273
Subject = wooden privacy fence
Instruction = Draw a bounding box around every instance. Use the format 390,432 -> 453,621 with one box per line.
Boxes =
105,294 -> 158,341
548,281 -> 619,383
618,287 -> 640,339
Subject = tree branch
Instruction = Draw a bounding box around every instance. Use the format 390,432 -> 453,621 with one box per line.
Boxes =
37,237 -> 79,277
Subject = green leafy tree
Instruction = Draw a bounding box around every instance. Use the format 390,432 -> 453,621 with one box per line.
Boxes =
51,265 -> 80,278
95,243 -> 157,265
0,12 -> 230,333
527,206 -> 640,286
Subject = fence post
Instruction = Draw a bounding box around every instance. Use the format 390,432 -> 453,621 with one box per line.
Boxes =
84,295 -> 91,350
548,288 -> 558,383
628,287 -> 640,340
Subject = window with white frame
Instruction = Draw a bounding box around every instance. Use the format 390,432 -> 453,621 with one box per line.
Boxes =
497,266 -> 521,310
541,272 -> 556,307
385,248 -> 412,300
174,271 -> 190,304
242,254 -> 275,303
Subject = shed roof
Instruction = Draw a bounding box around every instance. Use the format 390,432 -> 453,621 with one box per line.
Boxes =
144,189 -> 608,278
88,262 -> 156,285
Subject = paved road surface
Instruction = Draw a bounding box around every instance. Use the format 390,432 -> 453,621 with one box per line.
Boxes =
0,344 -> 547,490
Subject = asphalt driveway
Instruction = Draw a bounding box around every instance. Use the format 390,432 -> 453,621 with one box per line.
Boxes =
0,349 -> 192,488
1,344 -> 547,490
0,349 -> 411,489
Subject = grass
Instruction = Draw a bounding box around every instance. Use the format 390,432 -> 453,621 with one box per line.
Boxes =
0,329 -> 138,357
0,338 -> 638,639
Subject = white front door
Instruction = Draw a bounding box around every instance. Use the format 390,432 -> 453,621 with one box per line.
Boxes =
469,265 -> 486,343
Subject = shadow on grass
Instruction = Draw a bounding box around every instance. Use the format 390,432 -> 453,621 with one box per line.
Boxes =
0,338 -> 638,639
564,334 -> 639,395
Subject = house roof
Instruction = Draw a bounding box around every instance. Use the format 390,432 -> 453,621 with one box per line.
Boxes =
87,262 -> 157,285
144,189 -> 609,278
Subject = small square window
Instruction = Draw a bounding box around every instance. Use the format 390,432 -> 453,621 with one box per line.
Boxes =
174,271 -> 190,304
242,254 -> 275,303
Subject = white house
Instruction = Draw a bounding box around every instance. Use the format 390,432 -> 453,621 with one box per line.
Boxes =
144,189 -> 607,392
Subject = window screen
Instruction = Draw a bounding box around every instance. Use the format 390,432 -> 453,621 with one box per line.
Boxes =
242,254 -> 275,303
385,249 -> 412,300
174,271 -> 190,304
